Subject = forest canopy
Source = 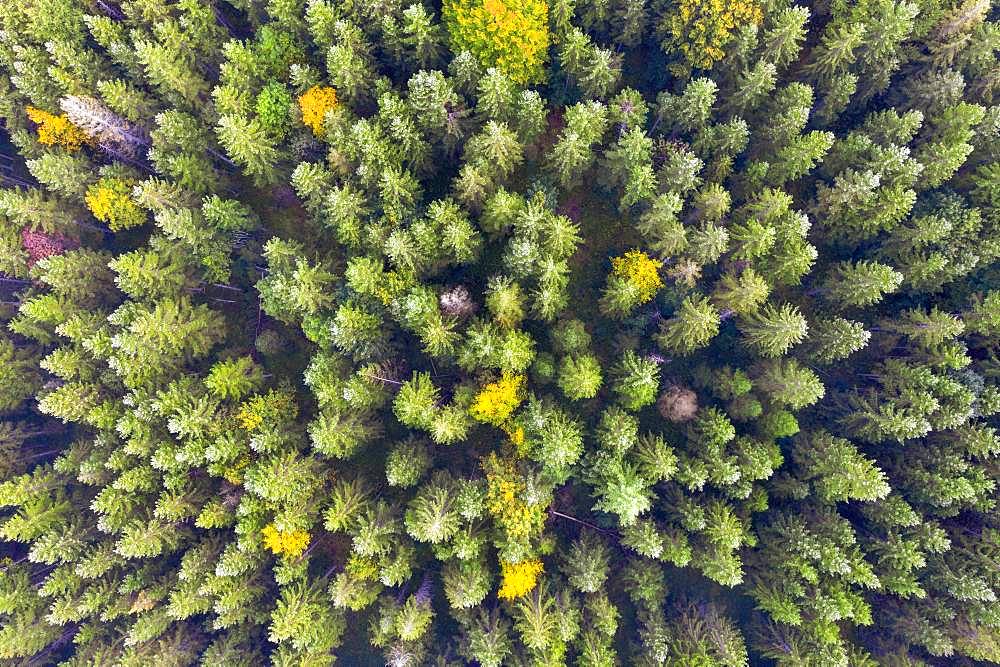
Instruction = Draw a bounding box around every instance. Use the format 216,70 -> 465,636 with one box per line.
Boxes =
1,0 -> 1000,665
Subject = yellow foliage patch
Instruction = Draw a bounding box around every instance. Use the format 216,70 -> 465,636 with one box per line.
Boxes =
84,178 -> 146,232
612,250 -> 664,303
25,106 -> 89,151
375,271 -> 412,306
443,0 -> 550,84
346,553 -> 379,581
236,390 -> 297,432
262,524 -> 310,559
222,454 -> 250,485
483,452 -> 546,541
498,559 -> 544,600
469,373 -> 526,426
298,86 -> 338,137
664,0 -> 763,71
236,402 -> 264,431
503,423 -> 525,449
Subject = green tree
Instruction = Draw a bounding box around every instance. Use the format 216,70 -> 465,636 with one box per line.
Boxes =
791,430 -> 890,503
820,260 -> 903,309
611,349 -> 661,410
557,354 -> 603,400
656,294 -> 720,355
740,303 -> 809,357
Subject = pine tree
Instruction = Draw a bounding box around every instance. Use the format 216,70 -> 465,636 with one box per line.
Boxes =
216,114 -> 281,184
547,101 -> 608,187
0,2 -> 999,664
751,359 -> 825,410
820,260 -> 903,309
791,430 -> 890,503
611,349 -> 661,410
656,294 -> 720,355
739,303 -> 809,357
804,317 -> 871,363
557,354 -> 603,400
711,267 -> 770,316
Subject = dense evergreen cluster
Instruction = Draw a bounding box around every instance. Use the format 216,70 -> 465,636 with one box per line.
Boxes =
1,0 -> 1000,664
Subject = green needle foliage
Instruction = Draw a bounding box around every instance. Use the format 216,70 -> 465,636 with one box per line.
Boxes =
0,0 -> 999,665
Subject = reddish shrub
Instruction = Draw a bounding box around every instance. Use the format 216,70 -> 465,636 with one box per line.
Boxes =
21,229 -> 72,265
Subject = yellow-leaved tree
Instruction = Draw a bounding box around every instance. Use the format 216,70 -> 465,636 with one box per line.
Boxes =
298,85 -> 338,136
483,452 -> 547,544
443,0 -> 550,84
84,178 -> 146,232
26,106 -> 89,151
612,250 -> 665,303
497,559 -> 544,599
662,0 -> 763,72
469,373 -> 526,426
262,524 -> 311,559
